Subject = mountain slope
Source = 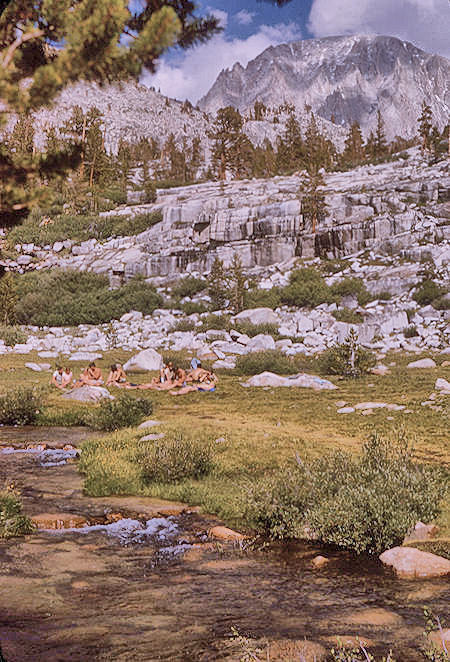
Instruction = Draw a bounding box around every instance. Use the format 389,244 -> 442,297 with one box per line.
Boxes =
199,35 -> 450,139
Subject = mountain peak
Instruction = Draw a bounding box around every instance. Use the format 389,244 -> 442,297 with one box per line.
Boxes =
198,34 -> 450,139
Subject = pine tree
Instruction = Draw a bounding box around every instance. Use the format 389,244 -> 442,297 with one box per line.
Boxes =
299,170 -> 327,235
341,121 -> 365,167
418,101 -> 433,151
9,113 -> 35,158
208,106 -> 250,180
0,271 -> 18,325
229,254 -> 246,313
276,113 -> 305,174
0,0 -> 222,227
208,257 -> 228,310
374,110 -> 388,159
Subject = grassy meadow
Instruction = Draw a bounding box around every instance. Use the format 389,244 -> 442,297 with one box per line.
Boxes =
0,348 -> 448,542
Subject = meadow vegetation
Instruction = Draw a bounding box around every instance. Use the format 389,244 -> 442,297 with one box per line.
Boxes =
0,492 -> 35,539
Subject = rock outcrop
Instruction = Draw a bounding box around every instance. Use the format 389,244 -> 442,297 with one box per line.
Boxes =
379,546 -> 450,578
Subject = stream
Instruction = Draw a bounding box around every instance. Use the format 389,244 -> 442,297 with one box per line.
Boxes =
0,426 -> 448,661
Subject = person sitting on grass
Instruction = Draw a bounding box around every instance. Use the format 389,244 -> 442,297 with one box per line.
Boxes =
62,366 -> 73,388
170,370 -> 217,396
74,362 -> 103,388
106,364 -> 128,387
51,366 -> 66,389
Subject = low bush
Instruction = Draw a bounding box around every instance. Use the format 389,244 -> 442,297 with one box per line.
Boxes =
318,329 -> 376,377
433,295 -> 450,311
413,280 -> 447,307
404,324 -> 419,338
14,270 -> 162,326
168,318 -> 197,333
199,313 -> 231,331
243,433 -> 446,554
7,209 -> 163,247
233,321 -> 279,338
330,277 -> 372,306
332,308 -> 364,324
235,350 -> 298,376
0,387 -> 41,425
180,301 -> 209,315
0,492 -> 35,539
375,290 -> 392,301
170,276 -> 207,299
244,287 -> 281,310
0,325 -> 28,347
139,433 -> 213,485
280,268 -> 333,308
86,392 -> 153,432
79,435 -> 144,496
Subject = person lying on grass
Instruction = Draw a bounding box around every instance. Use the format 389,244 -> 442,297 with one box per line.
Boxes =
73,362 -> 103,388
169,370 -> 217,396
51,365 -> 73,389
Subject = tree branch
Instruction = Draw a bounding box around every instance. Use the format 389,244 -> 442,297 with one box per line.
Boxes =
1,28 -> 44,70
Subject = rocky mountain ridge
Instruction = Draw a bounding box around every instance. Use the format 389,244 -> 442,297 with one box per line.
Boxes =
199,35 -> 450,140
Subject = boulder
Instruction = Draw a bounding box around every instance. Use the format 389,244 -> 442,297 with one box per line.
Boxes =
62,386 -> 113,403
337,407 -> 355,414
68,351 -> 102,362
208,525 -> 245,542
140,433 -> 165,441
137,420 -> 162,430
354,402 -> 388,410
379,546 -> 450,578
247,334 -> 276,352
212,358 -> 236,370
123,348 -> 163,372
407,358 -> 437,369
403,521 -> 439,543
25,362 -> 44,372
241,371 -> 337,390
234,307 -> 279,326
435,377 -> 450,393
311,555 -> 329,568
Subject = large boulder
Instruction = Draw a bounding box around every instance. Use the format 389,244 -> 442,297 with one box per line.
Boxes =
379,546 -> 450,578
407,358 -> 437,369
242,371 -> 337,390
247,334 -> 276,352
234,307 -> 279,326
68,351 -> 102,362
435,377 -> 450,393
62,386 -> 112,403
123,348 -> 163,372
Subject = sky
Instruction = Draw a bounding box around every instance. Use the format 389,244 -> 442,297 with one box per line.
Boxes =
143,0 -> 450,103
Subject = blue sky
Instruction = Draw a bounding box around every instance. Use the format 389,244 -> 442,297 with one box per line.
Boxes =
143,0 -> 450,103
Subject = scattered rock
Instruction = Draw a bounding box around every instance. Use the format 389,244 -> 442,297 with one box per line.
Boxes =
234,307 -> 279,326
435,377 -> 450,393
25,362 -> 45,372
337,407 -> 355,414
32,512 -> 88,529
379,546 -> 450,578
311,555 -> 329,568
407,358 -> 437,369
371,364 -> 390,376
208,525 -> 245,542
403,521 -> 439,543
354,402 -> 388,410
140,433 -> 165,442
123,348 -> 163,372
68,351 -> 102,362
137,419 -> 162,429
242,371 -> 337,390
62,385 -> 113,402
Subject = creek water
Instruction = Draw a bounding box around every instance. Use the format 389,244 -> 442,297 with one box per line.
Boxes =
0,426 -> 448,662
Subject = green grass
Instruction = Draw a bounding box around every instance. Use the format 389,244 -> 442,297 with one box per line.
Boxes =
0,349 -> 448,542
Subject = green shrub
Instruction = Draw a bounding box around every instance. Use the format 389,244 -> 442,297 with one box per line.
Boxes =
318,329 -> 376,378
180,301 -> 209,315
79,435 -> 144,496
0,387 -> 41,425
330,277 -> 372,306
0,492 -> 35,539
244,433 -> 446,555
168,318 -> 197,333
306,434 -> 446,554
102,187 -> 128,205
15,270 -> 162,326
233,321 -> 279,338
280,268 -> 333,308
235,350 -> 298,376
413,280 -> 447,306
0,325 -> 28,347
170,276 -> 207,299
244,287 -> 281,310
332,308 -> 363,324
86,393 -> 153,431
139,433 -> 213,484
375,290 -> 392,301
199,313 -> 231,331
433,295 -> 450,311
404,324 -> 419,338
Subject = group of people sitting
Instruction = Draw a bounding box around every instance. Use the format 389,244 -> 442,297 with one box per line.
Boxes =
51,358 -> 217,396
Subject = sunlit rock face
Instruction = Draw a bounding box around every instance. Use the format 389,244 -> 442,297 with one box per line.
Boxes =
199,35 -> 450,140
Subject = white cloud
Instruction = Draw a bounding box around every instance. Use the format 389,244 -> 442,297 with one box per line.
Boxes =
142,22 -> 302,103
308,0 -> 450,57
235,9 -> 256,26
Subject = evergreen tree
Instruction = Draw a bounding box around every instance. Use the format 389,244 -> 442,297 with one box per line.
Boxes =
228,253 -> 246,313
9,113 -> 35,157
0,271 -> 18,324
276,113 -> 304,174
0,0 -> 221,227
418,101 -> 433,151
208,257 -> 228,310
299,169 -> 327,234
208,107 -> 252,180
374,110 -> 388,159
341,121 -> 365,167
